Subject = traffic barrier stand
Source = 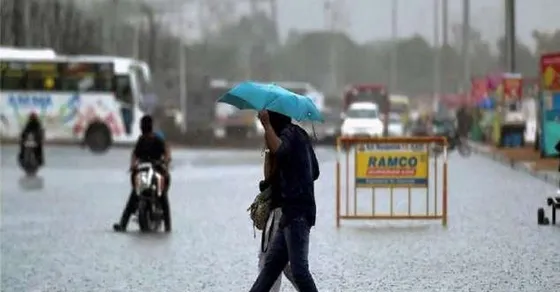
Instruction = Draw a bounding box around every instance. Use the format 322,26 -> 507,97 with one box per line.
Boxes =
538,197 -> 560,225
335,136 -> 448,227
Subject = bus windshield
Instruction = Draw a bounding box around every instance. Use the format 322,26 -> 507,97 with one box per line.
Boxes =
0,60 -> 114,92
390,103 -> 409,114
345,88 -> 388,112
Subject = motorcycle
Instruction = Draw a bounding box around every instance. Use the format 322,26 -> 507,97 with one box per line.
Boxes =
20,133 -> 40,176
431,121 -> 472,158
133,161 -> 166,232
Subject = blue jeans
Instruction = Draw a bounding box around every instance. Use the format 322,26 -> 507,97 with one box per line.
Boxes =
249,217 -> 318,292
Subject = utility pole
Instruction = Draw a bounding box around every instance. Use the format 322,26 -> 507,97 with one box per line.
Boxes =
270,0 -> 278,40
177,1 -> 188,134
504,0 -> 516,72
442,0 -> 448,46
433,0 -> 441,102
462,0 -> 471,93
22,0 -> 31,46
325,0 -> 340,95
389,0 -> 398,94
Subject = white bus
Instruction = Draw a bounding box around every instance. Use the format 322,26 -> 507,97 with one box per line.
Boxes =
0,48 -> 154,153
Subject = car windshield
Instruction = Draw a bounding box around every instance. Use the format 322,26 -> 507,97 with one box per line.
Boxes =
346,108 -> 378,119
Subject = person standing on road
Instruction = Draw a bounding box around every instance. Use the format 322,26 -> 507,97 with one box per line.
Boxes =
257,150 -> 298,292
249,110 -> 320,292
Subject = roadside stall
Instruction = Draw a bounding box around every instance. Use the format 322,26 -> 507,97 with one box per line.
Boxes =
538,52 -> 560,157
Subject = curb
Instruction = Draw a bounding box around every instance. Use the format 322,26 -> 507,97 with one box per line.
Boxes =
470,142 -> 559,186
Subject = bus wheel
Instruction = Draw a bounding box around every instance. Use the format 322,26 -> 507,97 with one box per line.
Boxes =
84,122 -> 112,154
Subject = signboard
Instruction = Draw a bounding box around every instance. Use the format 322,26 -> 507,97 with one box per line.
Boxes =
355,143 -> 429,188
541,52 -> 560,91
539,52 -> 560,156
471,78 -> 488,104
502,73 -> 523,101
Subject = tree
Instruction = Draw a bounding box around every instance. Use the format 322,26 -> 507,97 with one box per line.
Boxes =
533,30 -> 560,54
496,37 -> 537,77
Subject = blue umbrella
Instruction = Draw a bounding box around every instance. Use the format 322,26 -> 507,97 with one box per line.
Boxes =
217,81 -> 324,122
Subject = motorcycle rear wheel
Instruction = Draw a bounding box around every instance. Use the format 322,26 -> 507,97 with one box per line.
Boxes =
457,139 -> 472,157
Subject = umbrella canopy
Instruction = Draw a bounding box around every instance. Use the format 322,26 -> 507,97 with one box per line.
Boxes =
217,81 -> 324,122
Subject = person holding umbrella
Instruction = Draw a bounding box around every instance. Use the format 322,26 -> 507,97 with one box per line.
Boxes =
257,149 -> 298,292
250,109 -> 319,292
218,82 -> 322,292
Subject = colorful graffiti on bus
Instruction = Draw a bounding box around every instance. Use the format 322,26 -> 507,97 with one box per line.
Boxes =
6,93 -> 80,127
1,93 -> 81,136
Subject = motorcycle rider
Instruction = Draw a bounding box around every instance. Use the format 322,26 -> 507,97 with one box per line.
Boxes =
113,115 -> 172,232
18,112 -> 45,167
456,105 -> 473,139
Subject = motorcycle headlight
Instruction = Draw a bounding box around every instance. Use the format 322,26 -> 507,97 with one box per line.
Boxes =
137,172 -> 152,190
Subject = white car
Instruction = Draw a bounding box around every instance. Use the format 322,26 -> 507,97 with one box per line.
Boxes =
341,102 -> 384,137
388,114 -> 405,136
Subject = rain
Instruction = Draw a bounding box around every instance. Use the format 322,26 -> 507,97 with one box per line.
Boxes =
2,0 -> 560,291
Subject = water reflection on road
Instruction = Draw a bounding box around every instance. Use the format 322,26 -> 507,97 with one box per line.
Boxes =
1,145 -> 559,291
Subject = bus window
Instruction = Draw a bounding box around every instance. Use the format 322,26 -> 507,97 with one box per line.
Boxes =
390,103 -> 409,114
0,61 -> 26,90
95,62 -> 114,92
115,75 -> 132,104
131,64 -> 152,96
61,62 -> 113,92
26,61 -> 60,91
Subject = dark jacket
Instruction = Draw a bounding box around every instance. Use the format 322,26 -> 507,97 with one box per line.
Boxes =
19,118 -> 44,162
259,154 -> 283,210
456,107 -> 472,136
21,118 -> 44,142
275,124 -> 320,227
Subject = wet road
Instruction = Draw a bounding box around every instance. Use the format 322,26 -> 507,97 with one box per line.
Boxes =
1,145 -> 560,291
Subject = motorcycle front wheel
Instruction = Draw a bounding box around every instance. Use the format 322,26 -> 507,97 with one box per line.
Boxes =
457,138 -> 472,157
137,198 -> 162,232
137,200 -> 152,232
21,151 -> 39,176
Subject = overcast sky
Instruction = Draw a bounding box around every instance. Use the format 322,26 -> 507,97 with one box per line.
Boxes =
275,0 -> 560,48
165,0 -> 560,49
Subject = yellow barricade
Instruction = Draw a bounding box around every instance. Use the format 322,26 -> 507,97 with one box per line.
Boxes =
335,136 -> 448,227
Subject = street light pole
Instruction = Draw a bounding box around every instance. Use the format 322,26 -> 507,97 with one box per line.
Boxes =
389,0 -> 398,94
325,0 -> 338,95
462,0 -> 471,92
504,0 -> 516,72
433,0 -> 441,102
178,1 -> 188,134
442,0 -> 448,46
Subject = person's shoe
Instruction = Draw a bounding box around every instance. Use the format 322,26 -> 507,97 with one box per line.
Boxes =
164,219 -> 172,232
164,221 -> 172,232
113,223 -> 126,232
